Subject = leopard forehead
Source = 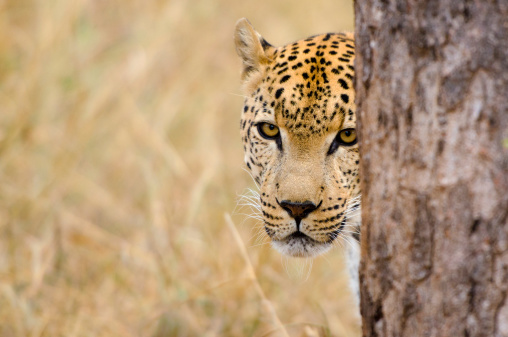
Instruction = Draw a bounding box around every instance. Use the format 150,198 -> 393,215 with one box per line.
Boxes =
251,33 -> 356,136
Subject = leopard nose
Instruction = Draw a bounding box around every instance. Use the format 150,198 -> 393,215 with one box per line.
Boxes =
278,200 -> 319,219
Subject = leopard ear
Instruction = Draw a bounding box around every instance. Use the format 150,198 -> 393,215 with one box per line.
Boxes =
234,18 -> 274,81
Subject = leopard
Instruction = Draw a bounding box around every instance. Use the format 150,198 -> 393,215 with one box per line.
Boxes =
234,18 -> 361,299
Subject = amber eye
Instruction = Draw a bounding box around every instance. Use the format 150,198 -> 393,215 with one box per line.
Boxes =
338,129 -> 357,145
257,122 -> 280,139
327,128 -> 357,155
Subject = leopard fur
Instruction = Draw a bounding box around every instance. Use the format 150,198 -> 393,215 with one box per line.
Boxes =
234,18 -> 361,299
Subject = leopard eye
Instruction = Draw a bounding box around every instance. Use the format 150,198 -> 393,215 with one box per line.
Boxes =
327,128 -> 357,155
338,129 -> 357,145
257,122 -> 280,139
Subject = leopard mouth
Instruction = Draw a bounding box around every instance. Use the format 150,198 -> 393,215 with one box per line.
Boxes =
268,215 -> 351,258
271,231 -> 332,258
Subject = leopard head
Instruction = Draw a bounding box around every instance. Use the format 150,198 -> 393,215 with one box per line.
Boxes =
234,19 -> 360,258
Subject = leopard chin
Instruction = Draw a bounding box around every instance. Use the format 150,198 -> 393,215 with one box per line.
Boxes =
271,232 -> 332,258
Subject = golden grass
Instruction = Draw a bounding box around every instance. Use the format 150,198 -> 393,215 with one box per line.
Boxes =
0,0 -> 359,336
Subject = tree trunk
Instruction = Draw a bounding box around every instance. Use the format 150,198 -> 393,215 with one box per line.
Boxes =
354,1 -> 508,336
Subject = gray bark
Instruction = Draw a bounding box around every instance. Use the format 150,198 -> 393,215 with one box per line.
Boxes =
354,1 -> 508,336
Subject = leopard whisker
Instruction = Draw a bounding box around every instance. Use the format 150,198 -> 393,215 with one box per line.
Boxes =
344,209 -> 361,216
250,229 -> 270,245
236,203 -> 262,212
334,233 -> 356,251
249,241 -> 271,248
228,92 -> 250,99
248,224 -> 268,246
241,167 -> 261,190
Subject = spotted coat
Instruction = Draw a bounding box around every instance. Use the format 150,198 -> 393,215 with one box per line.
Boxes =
234,19 -> 361,290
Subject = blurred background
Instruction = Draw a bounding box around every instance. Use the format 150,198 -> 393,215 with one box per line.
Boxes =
0,0 -> 357,336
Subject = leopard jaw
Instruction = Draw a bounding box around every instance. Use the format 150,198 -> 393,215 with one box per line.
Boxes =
271,233 -> 332,258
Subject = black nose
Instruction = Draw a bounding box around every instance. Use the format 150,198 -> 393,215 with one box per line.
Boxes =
278,200 -> 319,220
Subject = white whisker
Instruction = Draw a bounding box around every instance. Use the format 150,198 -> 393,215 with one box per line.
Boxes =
249,241 -> 271,248
228,92 -> 249,99
242,168 -> 261,190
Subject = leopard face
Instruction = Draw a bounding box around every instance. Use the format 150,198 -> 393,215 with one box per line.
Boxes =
234,19 -> 360,258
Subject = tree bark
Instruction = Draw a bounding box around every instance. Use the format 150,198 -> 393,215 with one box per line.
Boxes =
354,1 -> 508,336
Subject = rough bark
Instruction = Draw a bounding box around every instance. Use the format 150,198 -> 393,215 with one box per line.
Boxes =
354,1 -> 508,336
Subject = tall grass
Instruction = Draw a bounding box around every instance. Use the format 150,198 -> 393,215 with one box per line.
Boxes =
0,0 -> 358,336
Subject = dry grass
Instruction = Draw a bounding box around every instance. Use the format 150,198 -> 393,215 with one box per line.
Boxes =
0,0 -> 359,336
